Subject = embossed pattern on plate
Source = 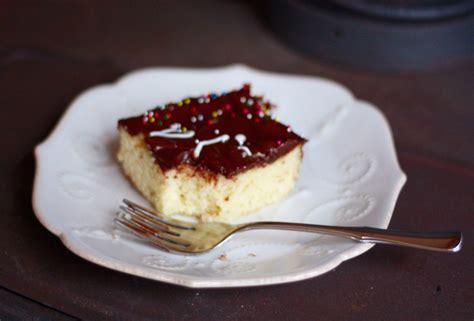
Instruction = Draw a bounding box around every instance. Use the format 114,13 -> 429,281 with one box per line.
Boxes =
33,65 -> 406,288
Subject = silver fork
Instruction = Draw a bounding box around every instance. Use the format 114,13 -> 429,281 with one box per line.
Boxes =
115,199 -> 463,254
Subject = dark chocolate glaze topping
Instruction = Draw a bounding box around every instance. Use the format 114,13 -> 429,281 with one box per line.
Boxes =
118,84 -> 306,177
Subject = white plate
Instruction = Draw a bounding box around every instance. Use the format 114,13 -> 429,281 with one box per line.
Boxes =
33,65 -> 406,288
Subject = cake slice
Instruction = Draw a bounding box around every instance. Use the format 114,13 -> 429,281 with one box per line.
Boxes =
117,84 -> 306,222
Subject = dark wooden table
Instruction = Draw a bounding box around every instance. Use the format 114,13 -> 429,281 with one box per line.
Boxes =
0,1 -> 472,320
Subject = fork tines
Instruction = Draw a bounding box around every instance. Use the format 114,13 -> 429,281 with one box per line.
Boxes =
115,199 -> 193,252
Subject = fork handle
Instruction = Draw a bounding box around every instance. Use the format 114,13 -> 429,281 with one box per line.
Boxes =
244,222 -> 463,252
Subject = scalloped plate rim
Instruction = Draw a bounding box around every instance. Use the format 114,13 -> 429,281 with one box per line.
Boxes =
32,64 -> 406,288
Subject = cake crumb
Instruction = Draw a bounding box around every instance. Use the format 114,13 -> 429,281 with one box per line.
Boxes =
218,254 -> 227,261
248,253 -> 256,257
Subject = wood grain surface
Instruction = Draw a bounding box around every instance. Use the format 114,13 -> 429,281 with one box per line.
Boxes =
0,1 -> 472,320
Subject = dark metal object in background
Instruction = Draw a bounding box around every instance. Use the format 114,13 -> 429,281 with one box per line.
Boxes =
332,0 -> 474,21
265,0 -> 473,71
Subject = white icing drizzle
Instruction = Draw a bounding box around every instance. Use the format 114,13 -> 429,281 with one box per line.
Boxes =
234,134 -> 252,157
235,134 -> 246,145
239,146 -> 252,157
193,134 -> 230,158
149,123 -> 195,139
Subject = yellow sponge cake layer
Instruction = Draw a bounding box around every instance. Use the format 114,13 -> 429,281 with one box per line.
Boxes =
118,128 -> 303,222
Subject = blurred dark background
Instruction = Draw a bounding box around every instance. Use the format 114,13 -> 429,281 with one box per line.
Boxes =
1,0 -> 472,161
